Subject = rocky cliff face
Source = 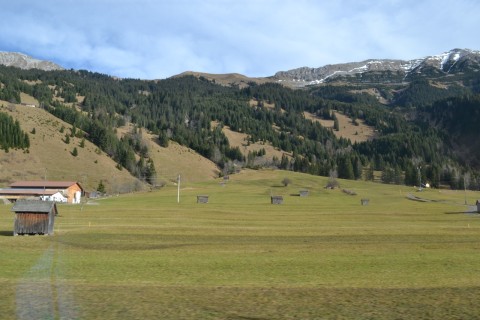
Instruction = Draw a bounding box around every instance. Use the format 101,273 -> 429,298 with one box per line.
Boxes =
274,49 -> 480,86
0,52 -> 63,71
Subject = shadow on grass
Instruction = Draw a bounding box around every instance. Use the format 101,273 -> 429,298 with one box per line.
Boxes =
445,211 -> 479,214
0,230 -> 13,236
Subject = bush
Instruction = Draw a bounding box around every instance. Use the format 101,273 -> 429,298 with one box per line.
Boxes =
282,177 -> 292,187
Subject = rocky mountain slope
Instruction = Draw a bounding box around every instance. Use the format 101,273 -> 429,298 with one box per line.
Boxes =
274,48 -> 480,86
0,52 -> 64,71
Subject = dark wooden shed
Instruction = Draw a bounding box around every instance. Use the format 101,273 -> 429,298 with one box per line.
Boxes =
271,196 -> 283,205
197,195 -> 209,204
361,198 -> 370,206
11,200 -> 57,236
299,190 -> 309,197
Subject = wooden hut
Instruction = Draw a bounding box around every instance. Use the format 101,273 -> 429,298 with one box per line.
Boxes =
271,196 -> 283,205
11,200 -> 57,236
299,190 -> 309,197
197,195 -> 209,204
476,200 -> 480,213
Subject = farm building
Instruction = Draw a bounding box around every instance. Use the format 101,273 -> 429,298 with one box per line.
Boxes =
477,200 -> 480,213
299,190 -> 309,197
0,188 -> 61,203
197,195 -> 209,204
7,181 -> 83,204
271,196 -> 283,204
11,200 -> 58,235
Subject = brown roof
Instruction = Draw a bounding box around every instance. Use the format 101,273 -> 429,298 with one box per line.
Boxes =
0,188 -> 58,195
10,181 -> 82,190
12,200 -> 57,214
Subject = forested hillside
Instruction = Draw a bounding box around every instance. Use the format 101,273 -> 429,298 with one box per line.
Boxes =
0,112 -> 30,151
0,64 -> 479,190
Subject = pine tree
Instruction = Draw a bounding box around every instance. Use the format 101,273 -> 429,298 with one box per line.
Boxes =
145,158 -> 157,185
97,180 -> 106,193
333,114 -> 340,131
338,156 -> 354,180
365,166 -> 375,181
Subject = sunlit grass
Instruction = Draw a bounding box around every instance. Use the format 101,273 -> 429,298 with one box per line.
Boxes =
1,169 -> 480,319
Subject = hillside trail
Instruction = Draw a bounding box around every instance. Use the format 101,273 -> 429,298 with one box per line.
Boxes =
15,243 -> 79,319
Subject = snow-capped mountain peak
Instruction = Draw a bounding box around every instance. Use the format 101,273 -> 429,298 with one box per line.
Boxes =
274,48 -> 480,86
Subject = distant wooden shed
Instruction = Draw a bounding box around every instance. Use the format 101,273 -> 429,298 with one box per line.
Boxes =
476,200 -> 480,213
271,196 -> 283,205
11,200 -> 57,236
299,190 -> 309,197
197,195 -> 209,204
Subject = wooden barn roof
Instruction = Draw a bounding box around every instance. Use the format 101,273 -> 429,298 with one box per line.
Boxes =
11,200 -> 57,213
0,188 -> 57,196
10,181 -> 82,190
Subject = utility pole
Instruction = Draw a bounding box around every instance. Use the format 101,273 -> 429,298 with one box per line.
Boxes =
43,168 -> 47,200
417,166 -> 422,191
177,174 -> 180,204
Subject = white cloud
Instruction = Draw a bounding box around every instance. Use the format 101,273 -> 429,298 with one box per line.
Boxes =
0,0 -> 479,78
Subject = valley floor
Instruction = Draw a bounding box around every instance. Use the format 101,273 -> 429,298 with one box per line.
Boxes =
1,170 -> 479,319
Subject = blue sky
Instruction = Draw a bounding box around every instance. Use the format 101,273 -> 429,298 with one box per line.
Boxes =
1,0 -> 479,79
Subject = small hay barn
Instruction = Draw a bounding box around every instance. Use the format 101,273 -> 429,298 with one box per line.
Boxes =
299,190 -> 309,197
11,200 -> 57,236
271,196 -> 283,205
197,195 -> 209,204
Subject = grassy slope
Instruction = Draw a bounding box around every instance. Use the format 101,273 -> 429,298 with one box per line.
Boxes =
117,124 -> 219,184
175,71 -> 273,88
220,125 -> 288,161
0,102 -> 139,192
0,100 -> 219,192
304,111 -> 376,143
1,170 -> 479,319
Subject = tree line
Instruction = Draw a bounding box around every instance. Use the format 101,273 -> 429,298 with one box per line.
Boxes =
0,110 -> 30,152
1,65 -> 479,189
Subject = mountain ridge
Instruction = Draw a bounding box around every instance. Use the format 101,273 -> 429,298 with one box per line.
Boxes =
0,51 -> 64,71
1,48 -> 479,87
273,48 -> 480,86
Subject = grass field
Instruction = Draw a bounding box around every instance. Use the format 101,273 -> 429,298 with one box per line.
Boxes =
1,170 -> 480,319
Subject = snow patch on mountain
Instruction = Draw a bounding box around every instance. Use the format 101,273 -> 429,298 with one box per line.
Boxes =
274,48 -> 480,86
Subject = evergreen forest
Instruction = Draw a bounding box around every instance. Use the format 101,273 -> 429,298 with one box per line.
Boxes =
0,64 -> 479,189
0,111 -> 30,152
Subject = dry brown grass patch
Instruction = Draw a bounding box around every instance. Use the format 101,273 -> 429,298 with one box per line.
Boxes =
304,111 -> 376,143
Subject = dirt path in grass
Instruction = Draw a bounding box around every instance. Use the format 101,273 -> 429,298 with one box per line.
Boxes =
15,244 -> 79,319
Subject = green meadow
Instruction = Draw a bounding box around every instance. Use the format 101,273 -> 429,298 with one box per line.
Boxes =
1,170 -> 480,319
